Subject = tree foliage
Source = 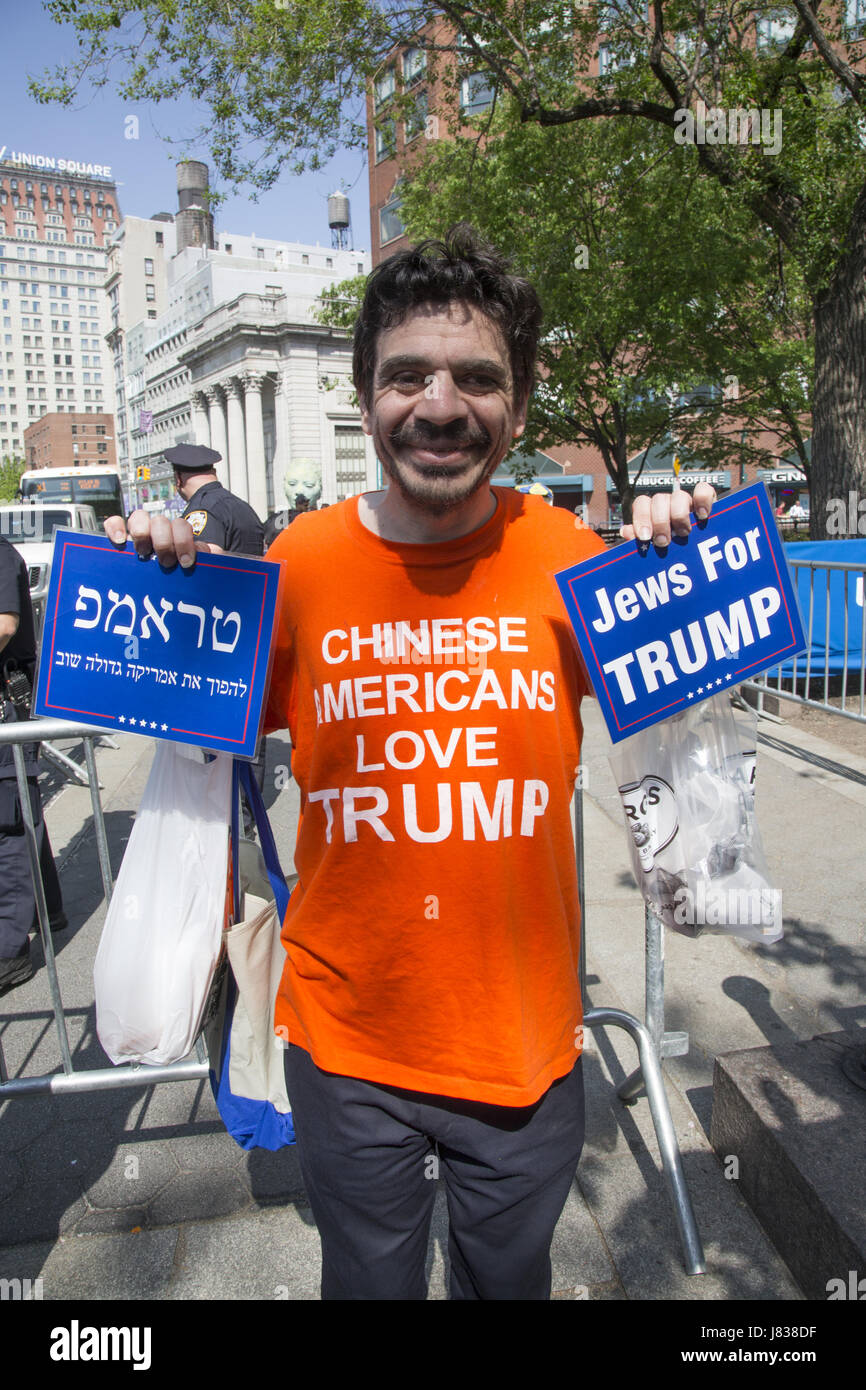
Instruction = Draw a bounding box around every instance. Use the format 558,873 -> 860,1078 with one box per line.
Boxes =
0,457 -> 26,503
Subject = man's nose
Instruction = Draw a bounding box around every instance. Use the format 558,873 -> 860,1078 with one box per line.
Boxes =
416,372 -> 468,421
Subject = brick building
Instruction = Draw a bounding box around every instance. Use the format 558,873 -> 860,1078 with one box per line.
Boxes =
23,411 -> 116,472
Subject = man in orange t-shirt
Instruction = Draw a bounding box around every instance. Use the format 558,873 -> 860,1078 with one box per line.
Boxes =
108,226 -> 715,1300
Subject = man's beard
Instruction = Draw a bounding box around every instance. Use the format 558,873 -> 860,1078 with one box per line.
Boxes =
379,421 -> 501,517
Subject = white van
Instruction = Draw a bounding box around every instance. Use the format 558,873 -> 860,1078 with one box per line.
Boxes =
0,501 -> 100,632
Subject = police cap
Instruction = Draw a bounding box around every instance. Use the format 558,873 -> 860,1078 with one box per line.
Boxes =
163,443 -> 222,472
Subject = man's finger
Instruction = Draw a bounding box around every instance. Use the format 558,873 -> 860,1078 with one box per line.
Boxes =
670,485 -> 693,536
104,514 -> 128,546
170,518 -> 200,569
629,496 -> 653,543
650,491 -> 673,548
127,509 -> 156,558
692,482 -> 716,521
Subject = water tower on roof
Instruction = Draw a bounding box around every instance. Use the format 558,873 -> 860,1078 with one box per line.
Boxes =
328,192 -> 351,250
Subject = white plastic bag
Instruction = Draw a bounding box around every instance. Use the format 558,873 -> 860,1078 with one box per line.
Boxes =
94,741 -> 232,1065
609,694 -> 782,942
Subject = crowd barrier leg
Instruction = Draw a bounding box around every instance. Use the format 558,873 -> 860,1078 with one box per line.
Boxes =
0,719 -> 210,1102
584,1005 -> 706,1276
618,904 -> 689,1103
13,739 -> 74,1075
575,785 -> 705,1276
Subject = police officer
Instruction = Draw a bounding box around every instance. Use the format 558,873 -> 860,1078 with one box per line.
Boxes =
0,532 -> 66,994
164,444 -> 265,558
164,443 -> 268,837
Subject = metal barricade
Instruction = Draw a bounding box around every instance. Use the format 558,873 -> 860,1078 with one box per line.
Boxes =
746,555 -> 866,724
575,786 -> 705,1276
0,717 -> 210,1098
2,714 -> 703,1273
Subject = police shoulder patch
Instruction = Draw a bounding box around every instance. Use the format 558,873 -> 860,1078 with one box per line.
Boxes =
186,511 -> 208,536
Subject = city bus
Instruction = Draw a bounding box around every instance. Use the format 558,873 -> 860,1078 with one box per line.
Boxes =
18,465 -> 124,526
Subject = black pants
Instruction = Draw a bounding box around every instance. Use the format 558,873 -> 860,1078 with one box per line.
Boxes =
284,1043 -> 585,1300
0,776 -> 65,960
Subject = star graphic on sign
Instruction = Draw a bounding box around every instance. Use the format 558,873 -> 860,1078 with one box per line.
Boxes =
725,672 -> 733,681
161,724 -> 168,731
697,686 -> 704,695
129,718 -> 136,726
687,692 -> 693,700
119,716 -> 126,724
716,678 -> 723,687
150,721 -> 157,729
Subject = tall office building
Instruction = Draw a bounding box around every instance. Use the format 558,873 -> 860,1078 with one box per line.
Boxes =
0,149 -> 119,460
105,212 -> 177,492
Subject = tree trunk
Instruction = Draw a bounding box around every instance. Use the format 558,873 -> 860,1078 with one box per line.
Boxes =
810,182 -> 866,540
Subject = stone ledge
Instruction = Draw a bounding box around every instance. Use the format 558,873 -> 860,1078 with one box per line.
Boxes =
710,1029 -> 866,1301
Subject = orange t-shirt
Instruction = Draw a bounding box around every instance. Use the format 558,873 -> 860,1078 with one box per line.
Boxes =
264,487 -> 605,1105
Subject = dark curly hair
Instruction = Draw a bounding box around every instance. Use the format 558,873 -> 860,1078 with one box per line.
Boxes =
353,224 -> 543,411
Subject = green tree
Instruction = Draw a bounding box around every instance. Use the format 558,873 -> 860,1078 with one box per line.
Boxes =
35,1 -> 866,534
0,457 -> 26,503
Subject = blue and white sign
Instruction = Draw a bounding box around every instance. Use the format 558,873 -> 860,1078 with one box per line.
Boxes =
34,532 -> 281,758
555,483 -> 806,744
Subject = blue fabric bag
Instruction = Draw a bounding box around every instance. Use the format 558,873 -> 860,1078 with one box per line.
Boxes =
206,758 -> 296,1151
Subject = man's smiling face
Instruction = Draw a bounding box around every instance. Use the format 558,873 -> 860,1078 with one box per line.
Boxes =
360,300 -> 529,517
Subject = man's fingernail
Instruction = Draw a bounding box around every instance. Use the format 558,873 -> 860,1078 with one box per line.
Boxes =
179,554 -> 194,569
638,527 -> 652,542
697,507 -> 709,520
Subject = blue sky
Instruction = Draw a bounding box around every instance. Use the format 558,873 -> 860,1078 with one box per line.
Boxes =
0,3 -> 372,252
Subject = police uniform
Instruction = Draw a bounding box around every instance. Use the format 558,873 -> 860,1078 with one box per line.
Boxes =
0,536 -> 65,989
164,445 -> 265,558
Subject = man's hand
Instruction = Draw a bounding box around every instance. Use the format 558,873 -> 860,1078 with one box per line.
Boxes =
104,511 -> 224,567
620,481 -> 716,549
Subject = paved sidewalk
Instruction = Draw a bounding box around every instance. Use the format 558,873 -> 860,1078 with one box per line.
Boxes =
0,699 -> 863,1301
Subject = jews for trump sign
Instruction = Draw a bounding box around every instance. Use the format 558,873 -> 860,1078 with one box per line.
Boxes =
555,483 -> 806,744
34,532 -> 280,758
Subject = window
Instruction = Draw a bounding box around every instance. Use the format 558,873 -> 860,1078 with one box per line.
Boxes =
846,0 -> 866,38
144,258 -> 154,275
375,118 -> 396,162
402,46 -> 426,87
374,65 -> 395,110
155,230 -> 164,245
460,74 -> 495,113
146,284 -> 156,301
755,9 -> 796,51
379,195 -> 405,245
334,425 -> 367,500
405,90 -> 428,141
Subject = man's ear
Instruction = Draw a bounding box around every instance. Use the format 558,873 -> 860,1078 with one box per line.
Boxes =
358,391 -> 372,437
512,390 -> 530,440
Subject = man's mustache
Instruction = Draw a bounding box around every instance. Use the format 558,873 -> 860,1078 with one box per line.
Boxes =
389,421 -> 491,451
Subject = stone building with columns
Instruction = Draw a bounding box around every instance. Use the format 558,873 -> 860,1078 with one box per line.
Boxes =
124,231 -> 374,516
